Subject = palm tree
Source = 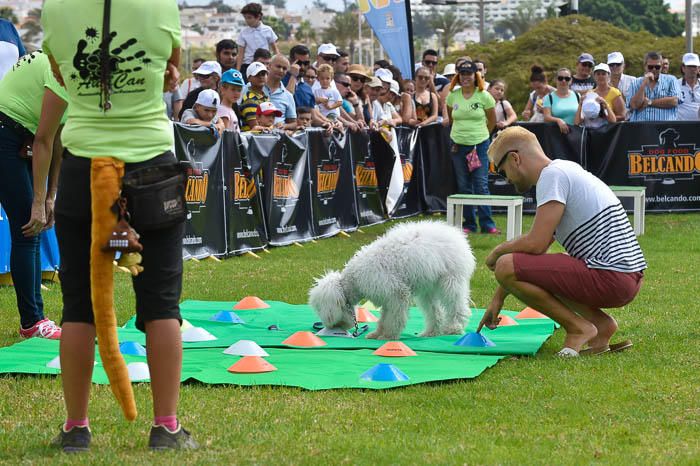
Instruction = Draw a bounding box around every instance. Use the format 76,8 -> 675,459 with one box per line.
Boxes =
429,11 -> 468,54
323,10 -> 357,59
496,0 -> 546,38
295,20 -> 316,44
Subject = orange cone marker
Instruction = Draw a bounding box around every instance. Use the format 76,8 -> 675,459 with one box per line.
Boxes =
234,296 -> 270,310
228,356 -> 277,373
515,307 -> 548,319
497,315 -> 519,326
374,341 -> 417,357
356,307 -> 379,323
282,331 -> 327,347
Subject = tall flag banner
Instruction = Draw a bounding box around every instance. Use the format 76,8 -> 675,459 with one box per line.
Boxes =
358,0 -> 415,78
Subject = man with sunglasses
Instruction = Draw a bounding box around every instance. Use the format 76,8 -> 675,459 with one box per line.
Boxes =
570,53 -> 595,94
628,51 -> 680,121
607,51 -> 635,103
677,53 -> 700,121
479,126 -> 646,358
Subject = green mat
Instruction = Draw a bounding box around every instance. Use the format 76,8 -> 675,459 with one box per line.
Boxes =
120,300 -> 557,356
0,299 -> 557,390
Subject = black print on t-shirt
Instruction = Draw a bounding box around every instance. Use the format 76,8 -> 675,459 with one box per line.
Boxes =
71,27 -> 151,96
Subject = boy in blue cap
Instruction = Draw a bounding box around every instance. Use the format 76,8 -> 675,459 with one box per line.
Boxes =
218,69 -> 244,131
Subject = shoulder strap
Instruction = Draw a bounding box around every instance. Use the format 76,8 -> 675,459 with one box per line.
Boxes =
547,93 -> 553,106
100,0 -> 112,111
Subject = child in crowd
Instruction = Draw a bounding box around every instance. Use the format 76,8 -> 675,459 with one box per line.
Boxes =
180,89 -> 226,135
488,79 -> 517,132
236,3 -> 279,79
296,106 -> 312,130
217,69 -> 244,131
249,101 -> 282,133
314,64 -> 343,121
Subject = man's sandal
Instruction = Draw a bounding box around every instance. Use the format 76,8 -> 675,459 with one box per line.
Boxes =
579,339 -> 633,355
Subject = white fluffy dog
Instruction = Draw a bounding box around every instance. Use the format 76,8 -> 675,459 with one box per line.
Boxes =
309,221 -> 476,340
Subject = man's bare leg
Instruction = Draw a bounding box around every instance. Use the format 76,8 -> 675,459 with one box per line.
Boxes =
494,254 -> 597,352
557,297 -> 618,349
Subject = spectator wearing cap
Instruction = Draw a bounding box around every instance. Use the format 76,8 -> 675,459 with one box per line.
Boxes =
240,62 -> 269,131
313,44 -> 340,90
677,53 -> 700,121
586,63 -> 625,121
266,55 -> 297,130
249,101 -> 282,133
236,2 -> 279,79
628,52 -> 680,122
608,51 -> 635,102
571,53 -> 596,94
216,39 -> 238,73
179,61 -> 223,119
180,89 -> 225,135
442,63 -> 456,80
543,67 -> 579,134
0,18 -> 25,80
365,76 -> 383,122
217,69 -> 245,131
575,91 -> 615,129
371,78 -> 402,142
446,61 -> 499,235
178,57 -> 205,98
334,50 -> 350,75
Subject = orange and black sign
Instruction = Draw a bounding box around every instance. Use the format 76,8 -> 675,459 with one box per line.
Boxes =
317,163 -> 340,195
273,166 -> 300,200
234,170 -> 257,201
185,165 -> 209,207
627,128 -> 700,181
355,161 -> 378,188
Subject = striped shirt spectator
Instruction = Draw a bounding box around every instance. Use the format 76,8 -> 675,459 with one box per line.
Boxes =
627,52 -> 680,122
0,19 -> 25,80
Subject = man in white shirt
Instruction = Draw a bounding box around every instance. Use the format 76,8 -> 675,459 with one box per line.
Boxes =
607,51 -> 635,103
479,126 -> 646,357
677,53 -> 700,121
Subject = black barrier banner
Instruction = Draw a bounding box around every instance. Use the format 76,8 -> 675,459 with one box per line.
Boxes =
248,133 -> 315,245
224,131 -> 268,254
307,129 -> 359,237
173,124 -> 227,258
590,122 -> 700,212
417,123 -> 456,212
392,127 -> 422,218
349,131 -> 386,225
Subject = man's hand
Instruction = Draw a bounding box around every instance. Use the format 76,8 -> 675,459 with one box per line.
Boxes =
289,61 -> 301,78
477,302 -> 502,333
644,72 -> 655,84
485,247 -> 501,271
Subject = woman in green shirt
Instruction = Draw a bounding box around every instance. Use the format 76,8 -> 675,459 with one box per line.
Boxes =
0,50 -> 68,340
446,61 -> 499,234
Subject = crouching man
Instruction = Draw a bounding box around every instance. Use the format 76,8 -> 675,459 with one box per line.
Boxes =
478,126 -> 646,357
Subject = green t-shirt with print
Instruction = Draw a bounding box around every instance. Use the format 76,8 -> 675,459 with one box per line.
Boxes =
41,0 -> 181,163
446,88 -> 495,146
0,51 -> 69,134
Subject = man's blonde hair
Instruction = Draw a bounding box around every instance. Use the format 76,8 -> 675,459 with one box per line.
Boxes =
487,126 -> 541,164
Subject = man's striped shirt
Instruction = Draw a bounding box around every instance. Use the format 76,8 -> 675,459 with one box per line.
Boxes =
626,74 -> 680,122
536,160 -> 647,273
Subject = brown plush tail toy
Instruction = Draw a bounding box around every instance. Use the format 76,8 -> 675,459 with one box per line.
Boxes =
90,157 -> 137,421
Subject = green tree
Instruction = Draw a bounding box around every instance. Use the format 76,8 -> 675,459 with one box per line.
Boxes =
579,0 -> 683,37
262,0 -> 287,10
323,10 -> 358,59
429,11 -> 467,55
207,0 -> 233,13
495,0 -> 547,39
266,16 -> 292,40
0,6 -> 18,24
295,20 -> 316,44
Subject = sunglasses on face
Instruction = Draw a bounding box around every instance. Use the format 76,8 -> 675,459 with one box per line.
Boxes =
609,63 -> 623,68
305,74 -> 317,80
557,76 -> 572,82
647,64 -> 662,70
459,70 -> 474,76
494,150 -> 516,177
296,60 -> 310,66
424,60 -> 438,66
580,62 -> 593,68
320,55 -> 337,62
350,75 -> 366,82
336,81 -> 350,87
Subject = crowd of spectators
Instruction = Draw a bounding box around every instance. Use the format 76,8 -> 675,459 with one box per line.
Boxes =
164,3 -> 699,139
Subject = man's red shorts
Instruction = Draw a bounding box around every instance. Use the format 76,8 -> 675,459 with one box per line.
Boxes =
512,253 -> 643,309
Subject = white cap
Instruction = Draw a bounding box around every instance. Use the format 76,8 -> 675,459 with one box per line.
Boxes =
195,89 -> 220,108
682,52 -> 700,66
593,63 -> 610,74
246,61 -> 268,78
389,79 -> 400,96
442,63 -> 456,76
317,43 -> 339,56
582,94 -> 601,120
374,68 -> 393,83
366,76 -> 382,88
193,61 -> 222,77
607,52 -> 624,65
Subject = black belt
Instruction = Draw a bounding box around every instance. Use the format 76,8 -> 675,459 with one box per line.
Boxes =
0,111 -> 33,139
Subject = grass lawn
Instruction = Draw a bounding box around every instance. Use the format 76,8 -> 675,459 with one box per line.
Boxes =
0,213 -> 699,465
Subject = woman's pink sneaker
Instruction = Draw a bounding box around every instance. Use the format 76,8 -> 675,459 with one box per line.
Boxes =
19,319 -> 62,340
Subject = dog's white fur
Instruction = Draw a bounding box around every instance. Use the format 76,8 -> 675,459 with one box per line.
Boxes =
309,221 -> 476,340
